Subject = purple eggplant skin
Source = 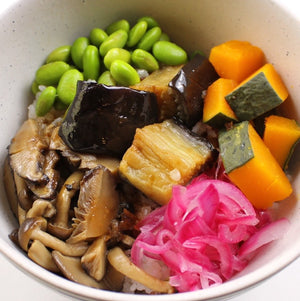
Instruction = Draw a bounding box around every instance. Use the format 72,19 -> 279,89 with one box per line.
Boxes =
59,81 -> 159,158
169,54 -> 219,128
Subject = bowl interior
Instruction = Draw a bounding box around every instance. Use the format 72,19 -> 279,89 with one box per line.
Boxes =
0,0 -> 299,300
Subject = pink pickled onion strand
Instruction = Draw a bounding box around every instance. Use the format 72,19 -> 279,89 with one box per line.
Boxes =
131,175 -> 290,292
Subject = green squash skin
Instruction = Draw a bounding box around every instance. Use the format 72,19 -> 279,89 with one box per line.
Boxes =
225,72 -> 283,121
218,121 -> 254,173
205,112 -> 237,129
283,138 -> 300,170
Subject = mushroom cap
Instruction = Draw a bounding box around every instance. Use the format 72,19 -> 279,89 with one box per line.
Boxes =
67,166 -> 119,244
18,217 -> 47,251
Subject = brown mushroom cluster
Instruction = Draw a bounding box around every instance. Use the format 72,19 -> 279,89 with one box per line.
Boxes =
4,111 -> 173,294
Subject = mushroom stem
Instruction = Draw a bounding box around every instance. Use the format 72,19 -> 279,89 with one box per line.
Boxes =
26,199 -> 56,219
28,240 -> 60,273
54,171 -> 83,227
107,247 -> 174,294
48,171 -> 83,240
18,217 -> 88,256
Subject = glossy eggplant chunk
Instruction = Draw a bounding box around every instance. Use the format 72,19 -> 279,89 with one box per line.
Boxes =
169,54 -> 219,127
59,81 -> 158,158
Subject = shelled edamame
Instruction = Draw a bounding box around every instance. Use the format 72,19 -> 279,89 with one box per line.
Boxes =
32,16 -> 188,116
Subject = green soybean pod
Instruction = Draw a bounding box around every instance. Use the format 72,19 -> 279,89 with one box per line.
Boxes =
83,45 -> 101,80
71,37 -> 90,70
110,60 -> 140,86
106,19 -> 130,35
98,70 -> 117,86
159,32 -> 170,42
35,86 -> 57,116
99,29 -> 128,57
131,49 -> 159,72
103,48 -> 131,69
35,61 -> 70,86
126,20 -> 148,48
137,26 -> 162,51
57,69 -> 83,105
46,45 -> 71,63
152,41 -> 188,65
137,16 -> 159,29
89,28 -> 108,47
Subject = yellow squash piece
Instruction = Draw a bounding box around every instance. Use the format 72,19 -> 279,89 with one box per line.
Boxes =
209,40 -> 265,82
219,121 -> 293,209
263,115 -> 300,169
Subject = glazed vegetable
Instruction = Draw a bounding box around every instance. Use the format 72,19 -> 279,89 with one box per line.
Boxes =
59,81 -> 158,157
131,175 -> 290,292
131,65 -> 183,120
203,78 -> 238,128
225,63 -> 289,121
209,40 -> 265,82
119,119 -> 217,205
263,115 -> 300,169
169,54 -> 219,127
218,121 -> 293,209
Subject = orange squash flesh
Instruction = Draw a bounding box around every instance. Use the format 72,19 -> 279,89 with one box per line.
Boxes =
221,122 -> 293,209
263,115 -> 300,169
203,78 -> 238,127
209,40 -> 265,83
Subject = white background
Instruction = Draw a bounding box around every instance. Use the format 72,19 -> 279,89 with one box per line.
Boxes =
0,0 -> 299,300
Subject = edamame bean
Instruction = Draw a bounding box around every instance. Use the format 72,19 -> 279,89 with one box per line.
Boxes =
57,69 -> 83,105
35,86 -> 56,116
35,61 -> 70,86
137,16 -> 159,29
98,70 -> 116,86
31,81 -> 39,95
46,45 -> 71,63
71,37 -> 90,70
159,32 -> 170,42
126,21 -> 148,48
89,28 -> 108,47
99,29 -> 128,57
131,49 -> 159,72
83,45 -> 101,80
106,19 -> 130,35
152,41 -> 188,65
137,26 -> 162,51
54,98 -> 69,111
103,48 -> 131,69
110,60 -> 140,86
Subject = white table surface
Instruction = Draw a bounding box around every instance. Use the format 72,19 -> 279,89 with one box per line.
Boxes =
0,0 -> 299,300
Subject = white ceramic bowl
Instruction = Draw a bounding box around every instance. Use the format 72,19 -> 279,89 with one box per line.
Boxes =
0,0 -> 299,300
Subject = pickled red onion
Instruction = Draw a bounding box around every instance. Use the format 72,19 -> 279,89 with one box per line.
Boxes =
131,176 -> 289,292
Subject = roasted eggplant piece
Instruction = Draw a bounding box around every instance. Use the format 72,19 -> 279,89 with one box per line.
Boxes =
169,54 -> 219,127
119,119 -> 217,205
59,81 -> 159,158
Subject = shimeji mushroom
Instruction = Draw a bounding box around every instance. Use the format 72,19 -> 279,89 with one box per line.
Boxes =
67,166 -> 119,244
26,150 -> 60,200
18,217 -> 88,256
9,119 -> 48,183
26,199 -> 56,219
48,171 -> 83,240
107,247 -> 174,294
81,235 -> 107,281
52,250 -> 125,291
28,240 -> 59,273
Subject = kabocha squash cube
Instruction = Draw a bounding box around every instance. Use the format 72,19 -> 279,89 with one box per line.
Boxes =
203,78 -> 238,128
119,119 -> 216,205
219,121 -> 293,209
209,40 -> 265,82
225,64 -> 289,121
263,115 -> 300,169
131,65 -> 183,120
